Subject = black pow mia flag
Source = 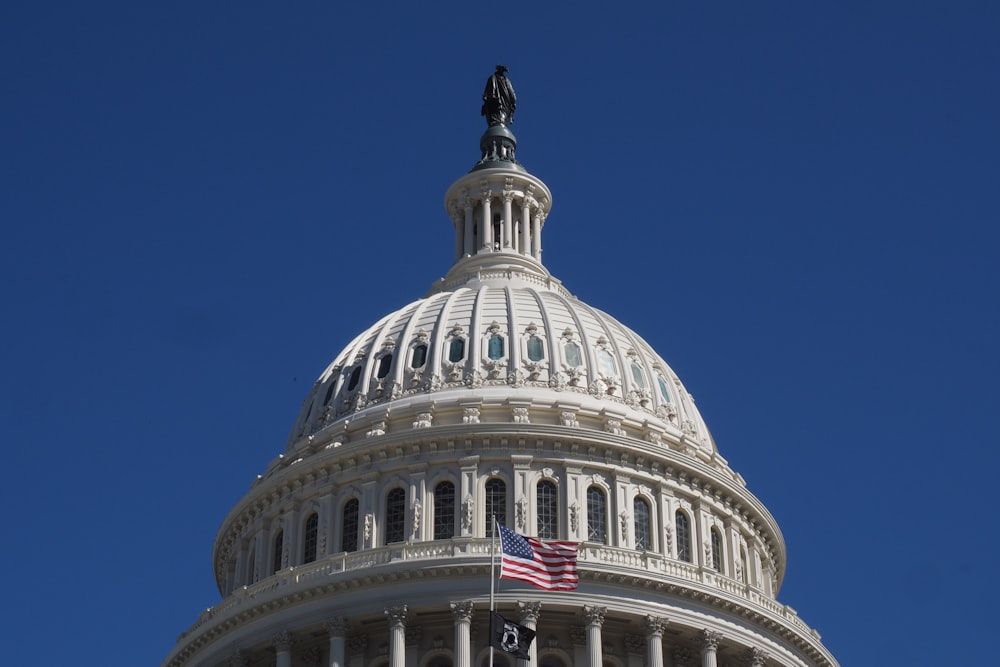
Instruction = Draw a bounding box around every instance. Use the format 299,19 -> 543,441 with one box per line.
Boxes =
490,611 -> 536,660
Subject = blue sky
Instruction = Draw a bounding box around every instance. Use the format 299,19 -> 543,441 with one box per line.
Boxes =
2,2 -> 998,665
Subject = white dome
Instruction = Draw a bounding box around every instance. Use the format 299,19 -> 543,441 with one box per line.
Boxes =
288,281 -> 716,460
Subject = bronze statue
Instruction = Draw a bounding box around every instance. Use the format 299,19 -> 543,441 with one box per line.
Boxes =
481,65 -> 516,127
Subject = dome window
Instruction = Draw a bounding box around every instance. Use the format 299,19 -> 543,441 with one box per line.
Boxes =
385,488 -> 406,544
675,511 -> 691,563
434,481 -> 455,540
411,344 -> 428,369
448,338 -> 466,363
323,381 -> 337,405
711,528 -> 724,573
630,363 -> 646,388
346,366 -> 362,391
487,334 -> 504,360
342,499 -> 360,553
485,478 -> 506,536
272,530 -> 284,575
597,349 -> 617,377
536,480 -> 558,540
586,486 -> 607,544
303,513 -> 319,564
526,336 -> 544,362
634,497 -> 651,551
563,341 -> 582,368
376,354 -> 393,380
657,376 -> 671,402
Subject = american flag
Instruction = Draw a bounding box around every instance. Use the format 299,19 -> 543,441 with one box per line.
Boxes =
498,523 -> 579,591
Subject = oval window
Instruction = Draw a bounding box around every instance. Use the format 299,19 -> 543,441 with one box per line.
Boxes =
411,344 -> 427,369
526,337 -> 544,362
376,354 -> 392,379
488,335 -> 504,360
564,341 -> 582,368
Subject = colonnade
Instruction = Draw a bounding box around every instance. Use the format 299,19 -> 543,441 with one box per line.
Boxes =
230,605 -> 775,667
452,182 -> 546,262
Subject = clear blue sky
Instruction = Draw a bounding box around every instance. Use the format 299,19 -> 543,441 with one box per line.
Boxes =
2,2 -> 997,665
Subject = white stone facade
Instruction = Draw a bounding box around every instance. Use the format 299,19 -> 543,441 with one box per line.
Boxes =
163,103 -> 839,667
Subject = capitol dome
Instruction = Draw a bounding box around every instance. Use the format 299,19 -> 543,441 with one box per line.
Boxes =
164,70 -> 839,667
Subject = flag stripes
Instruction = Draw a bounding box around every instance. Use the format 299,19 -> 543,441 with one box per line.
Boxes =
498,523 -> 579,591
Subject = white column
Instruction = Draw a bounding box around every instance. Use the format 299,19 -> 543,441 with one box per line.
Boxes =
584,605 -> 606,667
453,211 -> 464,262
385,606 -> 407,667
327,618 -> 346,667
517,601 -> 541,666
645,616 -> 668,667
502,190 -> 514,248
531,210 -> 543,259
481,193 -> 493,250
274,631 -> 293,667
520,199 -> 531,255
699,629 -> 721,667
451,601 -> 474,667
463,198 -> 475,256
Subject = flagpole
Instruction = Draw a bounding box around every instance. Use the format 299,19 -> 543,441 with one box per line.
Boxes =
489,514 -> 496,667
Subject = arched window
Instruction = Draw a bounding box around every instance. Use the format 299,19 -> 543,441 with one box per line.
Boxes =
586,486 -> 607,544
272,530 -> 284,574
434,481 -> 455,540
634,497 -> 651,550
526,337 -> 544,362
385,488 -> 406,544
488,335 -> 504,360
342,499 -> 360,553
376,354 -> 392,379
485,478 -> 506,536
448,338 -> 465,363
411,344 -> 428,368
536,480 -> 558,539
246,541 -> 256,585
675,511 -> 691,563
323,381 -> 336,405
563,341 -> 582,367
711,527 -> 724,573
303,513 -> 319,564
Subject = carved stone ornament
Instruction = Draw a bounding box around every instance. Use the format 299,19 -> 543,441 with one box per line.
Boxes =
366,421 -> 386,438
517,599 -> 542,623
512,406 -> 530,423
569,625 -> 587,646
516,498 -> 527,530
619,510 -> 629,542
583,605 -> 607,626
272,631 -> 294,652
450,600 -> 475,621
699,629 -> 722,651
569,501 -> 579,532
645,615 -> 668,637
462,407 -> 481,424
549,371 -> 568,391
604,419 -> 625,436
385,605 -> 408,627
743,646 -> 770,667
449,363 -> 465,382
411,499 -> 422,537
363,513 -> 373,542
559,410 -> 579,427
413,412 -> 433,428
462,495 -> 475,530
508,368 -> 527,387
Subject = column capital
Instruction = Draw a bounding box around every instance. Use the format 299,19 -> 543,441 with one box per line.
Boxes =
326,617 -> 347,637
583,605 -> 607,626
450,600 -> 475,621
699,629 -> 722,651
385,605 -> 408,628
516,600 -> 542,624
743,647 -> 770,667
273,630 -> 294,652
644,615 -> 669,637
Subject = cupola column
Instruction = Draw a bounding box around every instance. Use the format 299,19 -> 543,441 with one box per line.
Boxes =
519,197 -> 531,255
326,618 -> 346,667
502,187 -> 514,248
273,631 -> 293,667
699,629 -> 721,667
450,601 -> 474,667
516,601 -> 542,666
481,190 -> 493,251
644,616 -> 668,667
385,606 -> 407,667
583,605 -> 607,667
463,197 -> 475,257
531,210 -> 543,260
